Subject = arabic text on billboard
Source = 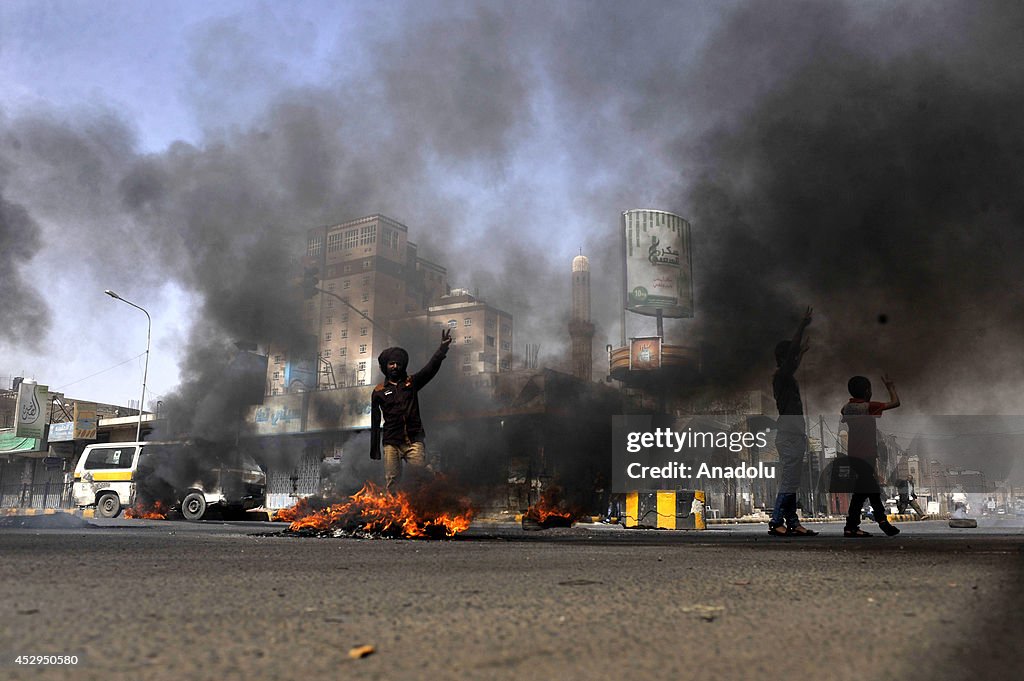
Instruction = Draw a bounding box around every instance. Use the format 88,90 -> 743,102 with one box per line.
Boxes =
629,337 -> 662,371
624,210 -> 693,318
15,382 -> 48,439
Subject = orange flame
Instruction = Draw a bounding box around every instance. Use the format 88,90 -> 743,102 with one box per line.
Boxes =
273,497 -> 317,522
524,486 -> 577,525
124,500 -> 169,520
280,482 -> 474,539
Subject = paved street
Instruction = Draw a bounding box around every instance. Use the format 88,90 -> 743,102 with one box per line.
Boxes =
1,516 -> 1021,680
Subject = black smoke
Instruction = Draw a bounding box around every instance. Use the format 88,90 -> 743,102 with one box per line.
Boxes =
0,193 -> 50,344
677,1 -> 1024,412
3,1 -> 1023,451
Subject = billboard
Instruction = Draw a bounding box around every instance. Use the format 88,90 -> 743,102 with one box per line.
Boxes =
285,353 -> 318,392
307,386 -> 374,431
48,422 -> 75,442
623,209 -> 693,318
15,381 -> 49,439
249,393 -> 307,436
73,401 -> 98,440
629,337 -> 663,371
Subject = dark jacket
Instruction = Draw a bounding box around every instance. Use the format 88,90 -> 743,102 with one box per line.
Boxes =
369,344 -> 448,458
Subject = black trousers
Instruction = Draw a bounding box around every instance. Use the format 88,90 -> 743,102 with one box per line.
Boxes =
846,493 -> 888,528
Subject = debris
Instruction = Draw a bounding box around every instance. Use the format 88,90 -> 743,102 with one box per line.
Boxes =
681,604 -> 724,622
348,645 -> 376,659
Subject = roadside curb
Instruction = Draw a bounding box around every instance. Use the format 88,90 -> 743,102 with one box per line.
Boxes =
706,513 -> 926,525
1,507 -> 95,519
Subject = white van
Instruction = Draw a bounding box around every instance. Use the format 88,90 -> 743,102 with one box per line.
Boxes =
73,441 -> 266,521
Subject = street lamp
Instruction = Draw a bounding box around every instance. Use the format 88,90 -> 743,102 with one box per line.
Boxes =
105,289 -> 151,442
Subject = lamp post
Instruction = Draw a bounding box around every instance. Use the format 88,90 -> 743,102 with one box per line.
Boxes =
104,290 -> 151,442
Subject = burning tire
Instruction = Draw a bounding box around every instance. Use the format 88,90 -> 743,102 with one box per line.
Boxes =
180,492 -> 207,522
96,492 -> 122,519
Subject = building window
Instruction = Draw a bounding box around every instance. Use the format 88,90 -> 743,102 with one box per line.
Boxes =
501,341 -> 511,351
340,329 -> 348,339
362,259 -> 372,269
324,332 -> 332,342
341,313 -> 349,322
272,371 -> 280,380
323,349 -> 331,358
362,276 -> 370,286
360,327 -> 367,336
343,229 -> 359,249
327,232 -> 343,252
487,318 -> 495,329
339,348 -> 347,357
343,265 -> 351,274
307,236 -> 323,256
486,336 -> 495,347
447,319 -> 457,328
361,293 -> 369,302
500,359 -> 510,370
464,318 -> 472,326
273,355 -> 283,363
501,324 -> 511,336
464,336 -> 472,344
272,387 -> 280,396
359,344 -> 367,353
463,365 -> 472,374
325,316 -> 333,326
359,225 -> 377,245
343,280 -> 350,289
327,299 -> 334,309
327,282 -> 336,292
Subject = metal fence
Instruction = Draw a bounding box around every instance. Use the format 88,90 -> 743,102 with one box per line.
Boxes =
0,482 -> 75,510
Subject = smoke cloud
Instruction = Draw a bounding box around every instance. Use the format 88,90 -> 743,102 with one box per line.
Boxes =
676,1 -> 1024,413
2,1 -> 1022,449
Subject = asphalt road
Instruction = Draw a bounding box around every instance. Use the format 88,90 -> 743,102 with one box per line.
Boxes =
1,516 -> 1021,681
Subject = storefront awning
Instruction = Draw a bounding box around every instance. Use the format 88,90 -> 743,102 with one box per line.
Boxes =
0,428 -> 42,454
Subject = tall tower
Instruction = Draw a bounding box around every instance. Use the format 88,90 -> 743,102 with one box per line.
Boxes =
569,254 -> 595,381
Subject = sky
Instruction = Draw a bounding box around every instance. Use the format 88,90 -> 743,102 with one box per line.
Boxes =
2,0 -> 1024,425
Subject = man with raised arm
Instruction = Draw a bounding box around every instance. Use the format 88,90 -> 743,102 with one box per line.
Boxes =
370,329 -> 452,491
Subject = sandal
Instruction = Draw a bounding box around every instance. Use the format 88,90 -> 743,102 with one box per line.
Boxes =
788,525 -> 819,536
844,527 -> 872,537
768,523 -> 789,537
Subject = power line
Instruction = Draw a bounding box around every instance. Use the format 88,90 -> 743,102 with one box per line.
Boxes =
54,353 -> 147,391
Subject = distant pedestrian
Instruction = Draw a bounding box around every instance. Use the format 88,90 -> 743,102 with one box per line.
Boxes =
841,375 -> 902,537
768,306 -> 818,537
896,475 -> 927,518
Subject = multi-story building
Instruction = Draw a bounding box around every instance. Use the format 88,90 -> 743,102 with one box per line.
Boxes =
391,289 -> 514,383
267,214 -> 463,395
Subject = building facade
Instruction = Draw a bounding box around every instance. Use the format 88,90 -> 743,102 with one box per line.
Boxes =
392,289 -> 515,381
266,214 -> 451,395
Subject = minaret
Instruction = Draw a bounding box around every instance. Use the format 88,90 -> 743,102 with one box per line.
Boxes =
569,254 -> 595,381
